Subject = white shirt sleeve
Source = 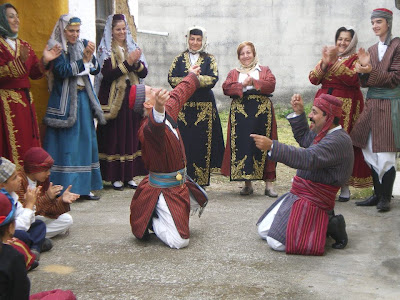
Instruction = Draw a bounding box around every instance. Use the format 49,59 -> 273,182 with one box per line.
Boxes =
12,193 -> 35,231
153,107 -> 165,123
286,112 -> 298,119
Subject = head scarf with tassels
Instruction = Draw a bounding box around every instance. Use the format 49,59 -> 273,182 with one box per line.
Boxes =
312,94 -> 343,144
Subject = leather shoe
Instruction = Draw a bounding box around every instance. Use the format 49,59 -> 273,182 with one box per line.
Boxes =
377,197 -> 390,212
113,186 -> 124,191
338,196 -> 350,202
265,188 -> 278,198
355,194 -> 379,206
31,249 -> 40,261
327,214 -> 348,249
79,194 -> 100,200
125,180 -> 138,189
240,186 -> 253,195
29,260 -> 39,271
41,238 -> 53,252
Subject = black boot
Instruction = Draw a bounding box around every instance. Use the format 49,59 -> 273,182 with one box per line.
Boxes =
356,167 -> 381,206
377,167 -> 396,212
327,213 -> 348,249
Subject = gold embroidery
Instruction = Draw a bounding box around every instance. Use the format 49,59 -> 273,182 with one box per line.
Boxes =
98,151 -> 142,162
348,175 -> 373,188
0,65 -> 11,78
168,55 -> 182,87
101,43 -> 139,120
169,52 -> 219,185
0,90 -> 25,106
230,95 -> 272,180
338,97 -> 352,132
178,110 -> 186,125
177,101 -> 213,185
0,89 -> 22,168
353,100 -> 360,125
324,55 -> 356,81
199,75 -> 215,87
0,38 -> 25,78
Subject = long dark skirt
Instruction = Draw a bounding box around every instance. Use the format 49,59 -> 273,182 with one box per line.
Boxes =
178,90 -> 224,186
97,89 -> 147,183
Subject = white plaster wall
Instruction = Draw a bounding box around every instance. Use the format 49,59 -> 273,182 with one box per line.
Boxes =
68,0 -> 96,44
136,0 -> 400,109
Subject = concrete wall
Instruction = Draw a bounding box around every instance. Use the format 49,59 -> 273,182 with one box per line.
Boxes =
136,0 -> 399,110
69,0 -> 96,43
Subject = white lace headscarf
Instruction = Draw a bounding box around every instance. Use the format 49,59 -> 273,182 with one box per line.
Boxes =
186,26 -> 207,54
94,14 -> 147,93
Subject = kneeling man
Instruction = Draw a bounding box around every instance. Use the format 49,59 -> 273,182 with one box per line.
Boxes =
252,94 -> 353,255
129,65 -> 207,249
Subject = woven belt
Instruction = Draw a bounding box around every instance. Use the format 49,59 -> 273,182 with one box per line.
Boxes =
77,85 -> 85,91
149,168 -> 186,188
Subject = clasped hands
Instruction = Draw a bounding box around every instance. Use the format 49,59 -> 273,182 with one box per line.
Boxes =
127,48 -> 142,66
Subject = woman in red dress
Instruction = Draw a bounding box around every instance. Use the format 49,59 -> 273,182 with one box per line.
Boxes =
309,26 -> 372,201
0,3 -> 60,168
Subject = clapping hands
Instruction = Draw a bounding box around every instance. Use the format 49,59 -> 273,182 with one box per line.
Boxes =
321,45 -> 338,71
355,48 -> 372,73
83,41 -> 95,63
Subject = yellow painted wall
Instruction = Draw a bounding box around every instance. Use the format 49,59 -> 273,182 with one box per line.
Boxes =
0,0 -> 68,134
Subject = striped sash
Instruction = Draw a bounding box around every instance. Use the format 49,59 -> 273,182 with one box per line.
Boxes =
367,86 -> 400,148
286,176 -> 339,256
149,168 -> 186,188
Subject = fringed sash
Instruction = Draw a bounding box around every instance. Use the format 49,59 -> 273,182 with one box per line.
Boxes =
286,176 -> 339,256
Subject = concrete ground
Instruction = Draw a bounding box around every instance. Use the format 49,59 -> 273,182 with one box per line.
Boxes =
29,174 -> 400,300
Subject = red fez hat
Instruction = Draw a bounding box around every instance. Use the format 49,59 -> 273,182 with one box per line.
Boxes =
313,94 -> 343,118
312,94 -> 343,144
0,191 -> 16,226
23,147 -> 54,174
129,84 -> 146,114
373,8 -> 393,14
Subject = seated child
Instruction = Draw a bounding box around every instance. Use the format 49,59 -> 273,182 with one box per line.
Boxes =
0,192 -> 76,299
0,157 -> 51,261
0,192 -> 31,298
16,147 -> 78,238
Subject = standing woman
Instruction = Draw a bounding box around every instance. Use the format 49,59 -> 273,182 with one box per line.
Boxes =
168,26 -> 224,187
95,14 -> 148,191
0,3 -> 61,168
309,26 -> 372,201
43,15 -> 105,200
221,41 -> 278,196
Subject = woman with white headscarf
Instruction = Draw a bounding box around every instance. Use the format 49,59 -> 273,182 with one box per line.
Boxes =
43,14 -> 105,200
309,26 -> 372,201
95,14 -> 148,191
168,26 -> 224,187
